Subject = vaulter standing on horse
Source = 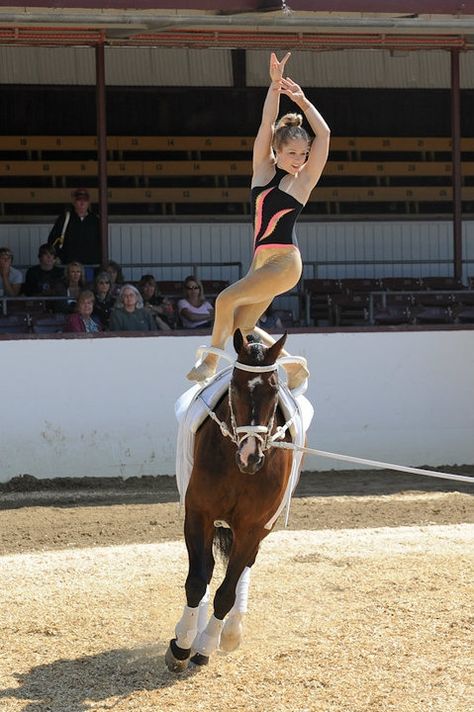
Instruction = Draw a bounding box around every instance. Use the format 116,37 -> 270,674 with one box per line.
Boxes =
186,51 -> 330,391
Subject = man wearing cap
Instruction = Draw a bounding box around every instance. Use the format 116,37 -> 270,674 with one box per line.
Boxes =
47,188 -> 101,268
24,243 -> 64,297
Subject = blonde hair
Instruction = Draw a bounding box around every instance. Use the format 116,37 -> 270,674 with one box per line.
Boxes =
184,274 -> 206,305
273,112 -> 310,152
65,261 -> 86,285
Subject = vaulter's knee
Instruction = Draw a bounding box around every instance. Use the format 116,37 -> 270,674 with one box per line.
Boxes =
215,289 -> 234,312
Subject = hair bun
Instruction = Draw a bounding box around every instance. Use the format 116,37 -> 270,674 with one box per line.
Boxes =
275,112 -> 303,130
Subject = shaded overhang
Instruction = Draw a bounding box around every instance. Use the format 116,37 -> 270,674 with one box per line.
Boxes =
0,2 -> 474,50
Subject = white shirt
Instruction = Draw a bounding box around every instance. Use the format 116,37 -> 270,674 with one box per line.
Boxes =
0,266 -> 23,292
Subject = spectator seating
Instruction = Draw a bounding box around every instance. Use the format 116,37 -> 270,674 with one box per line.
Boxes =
330,293 -> 370,327
412,292 -> 455,324
0,313 -> 30,334
273,309 -> 294,329
31,313 -> 68,334
372,294 -> 413,326
2,135 -> 474,217
303,276 -> 474,327
302,278 -> 345,326
453,291 -> 474,323
381,277 -> 424,292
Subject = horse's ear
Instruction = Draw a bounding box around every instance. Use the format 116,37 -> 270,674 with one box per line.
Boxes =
233,329 -> 245,354
265,331 -> 287,363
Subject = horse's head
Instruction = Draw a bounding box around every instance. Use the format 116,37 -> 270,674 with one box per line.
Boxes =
230,329 -> 287,474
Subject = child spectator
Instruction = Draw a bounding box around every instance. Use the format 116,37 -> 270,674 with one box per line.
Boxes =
24,244 -> 64,297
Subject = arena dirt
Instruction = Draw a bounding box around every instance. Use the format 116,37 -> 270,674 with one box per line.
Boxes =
0,469 -> 472,711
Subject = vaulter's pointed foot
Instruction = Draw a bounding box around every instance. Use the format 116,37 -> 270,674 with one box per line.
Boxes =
286,360 -> 310,392
186,361 -> 217,382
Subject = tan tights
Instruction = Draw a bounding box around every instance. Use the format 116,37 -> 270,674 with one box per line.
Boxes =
186,247 -> 309,388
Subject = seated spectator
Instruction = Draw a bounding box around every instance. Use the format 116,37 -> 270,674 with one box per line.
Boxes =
92,271 -> 116,329
258,303 -> 283,330
177,275 -> 214,329
23,243 -> 64,297
138,274 -> 176,330
104,259 -> 124,298
0,247 -> 23,296
54,261 -> 87,312
65,290 -> 103,333
108,284 -> 157,332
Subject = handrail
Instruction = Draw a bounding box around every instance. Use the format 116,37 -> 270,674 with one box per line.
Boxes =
120,261 -> 243,280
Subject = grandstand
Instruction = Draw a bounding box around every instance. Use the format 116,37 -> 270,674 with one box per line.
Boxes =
1,2 -> 474,328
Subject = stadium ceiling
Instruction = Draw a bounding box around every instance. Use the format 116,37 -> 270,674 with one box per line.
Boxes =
0,2 -> 474,50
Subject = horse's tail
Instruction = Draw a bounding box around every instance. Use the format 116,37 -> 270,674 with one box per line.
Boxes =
213,525 -> 233,563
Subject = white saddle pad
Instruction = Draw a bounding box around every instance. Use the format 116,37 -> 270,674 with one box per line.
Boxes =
175,366 -> 314,529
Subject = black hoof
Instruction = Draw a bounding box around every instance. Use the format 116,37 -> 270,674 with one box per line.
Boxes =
190,652 -> 209,666
165,638 -> 191,673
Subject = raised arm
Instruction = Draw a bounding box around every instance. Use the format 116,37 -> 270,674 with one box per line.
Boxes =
252,52 -> 291,177
280,77 -> 331,195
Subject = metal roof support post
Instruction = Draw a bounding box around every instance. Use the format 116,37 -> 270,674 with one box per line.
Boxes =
450,49 -> 462,281
96,39 -> 108,265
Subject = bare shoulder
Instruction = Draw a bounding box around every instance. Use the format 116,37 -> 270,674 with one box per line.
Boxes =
251,158 -> 276,189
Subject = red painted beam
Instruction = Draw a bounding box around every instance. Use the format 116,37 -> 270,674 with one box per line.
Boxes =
0,1 -> 474,13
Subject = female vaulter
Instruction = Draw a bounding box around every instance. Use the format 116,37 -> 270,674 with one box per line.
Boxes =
186,51 -> 330,391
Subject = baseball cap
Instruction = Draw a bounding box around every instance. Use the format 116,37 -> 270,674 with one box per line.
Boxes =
72,188 -> 90,200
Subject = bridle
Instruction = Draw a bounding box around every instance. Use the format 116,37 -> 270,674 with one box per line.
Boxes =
228,360 -> 280,451
196,347 -> 301,452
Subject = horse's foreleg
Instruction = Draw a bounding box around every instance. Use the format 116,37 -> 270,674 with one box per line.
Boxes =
166,511 -> 214,673
220,566 -> 251,652
193,537 -> 261,657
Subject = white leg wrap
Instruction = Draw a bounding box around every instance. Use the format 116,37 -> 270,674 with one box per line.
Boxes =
193,615 -> 224,657
196,585 -> 210,634
175,605 -> 199,650
232,566 -> 251,614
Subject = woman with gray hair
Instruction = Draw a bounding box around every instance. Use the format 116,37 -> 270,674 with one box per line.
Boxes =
108,283 -> 157,332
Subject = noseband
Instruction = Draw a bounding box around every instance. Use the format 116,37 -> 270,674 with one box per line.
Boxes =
229,361 -> 279,451
195,347 -> 300,450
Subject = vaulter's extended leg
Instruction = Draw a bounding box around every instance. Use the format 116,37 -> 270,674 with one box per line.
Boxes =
186,247 -> 303,383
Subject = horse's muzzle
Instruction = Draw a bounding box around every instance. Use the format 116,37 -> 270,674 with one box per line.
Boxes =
235,448 -> 265,474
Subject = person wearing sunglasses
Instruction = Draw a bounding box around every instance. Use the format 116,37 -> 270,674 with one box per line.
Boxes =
177,276 -> 214,329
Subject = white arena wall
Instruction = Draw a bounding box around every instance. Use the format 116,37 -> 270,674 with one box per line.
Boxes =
0,329 -> 473,483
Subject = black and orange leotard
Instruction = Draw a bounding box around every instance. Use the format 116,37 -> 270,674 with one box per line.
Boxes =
251,166 -> 304,253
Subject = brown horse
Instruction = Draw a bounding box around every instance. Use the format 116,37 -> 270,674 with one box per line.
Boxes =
166,329 -> 294,671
